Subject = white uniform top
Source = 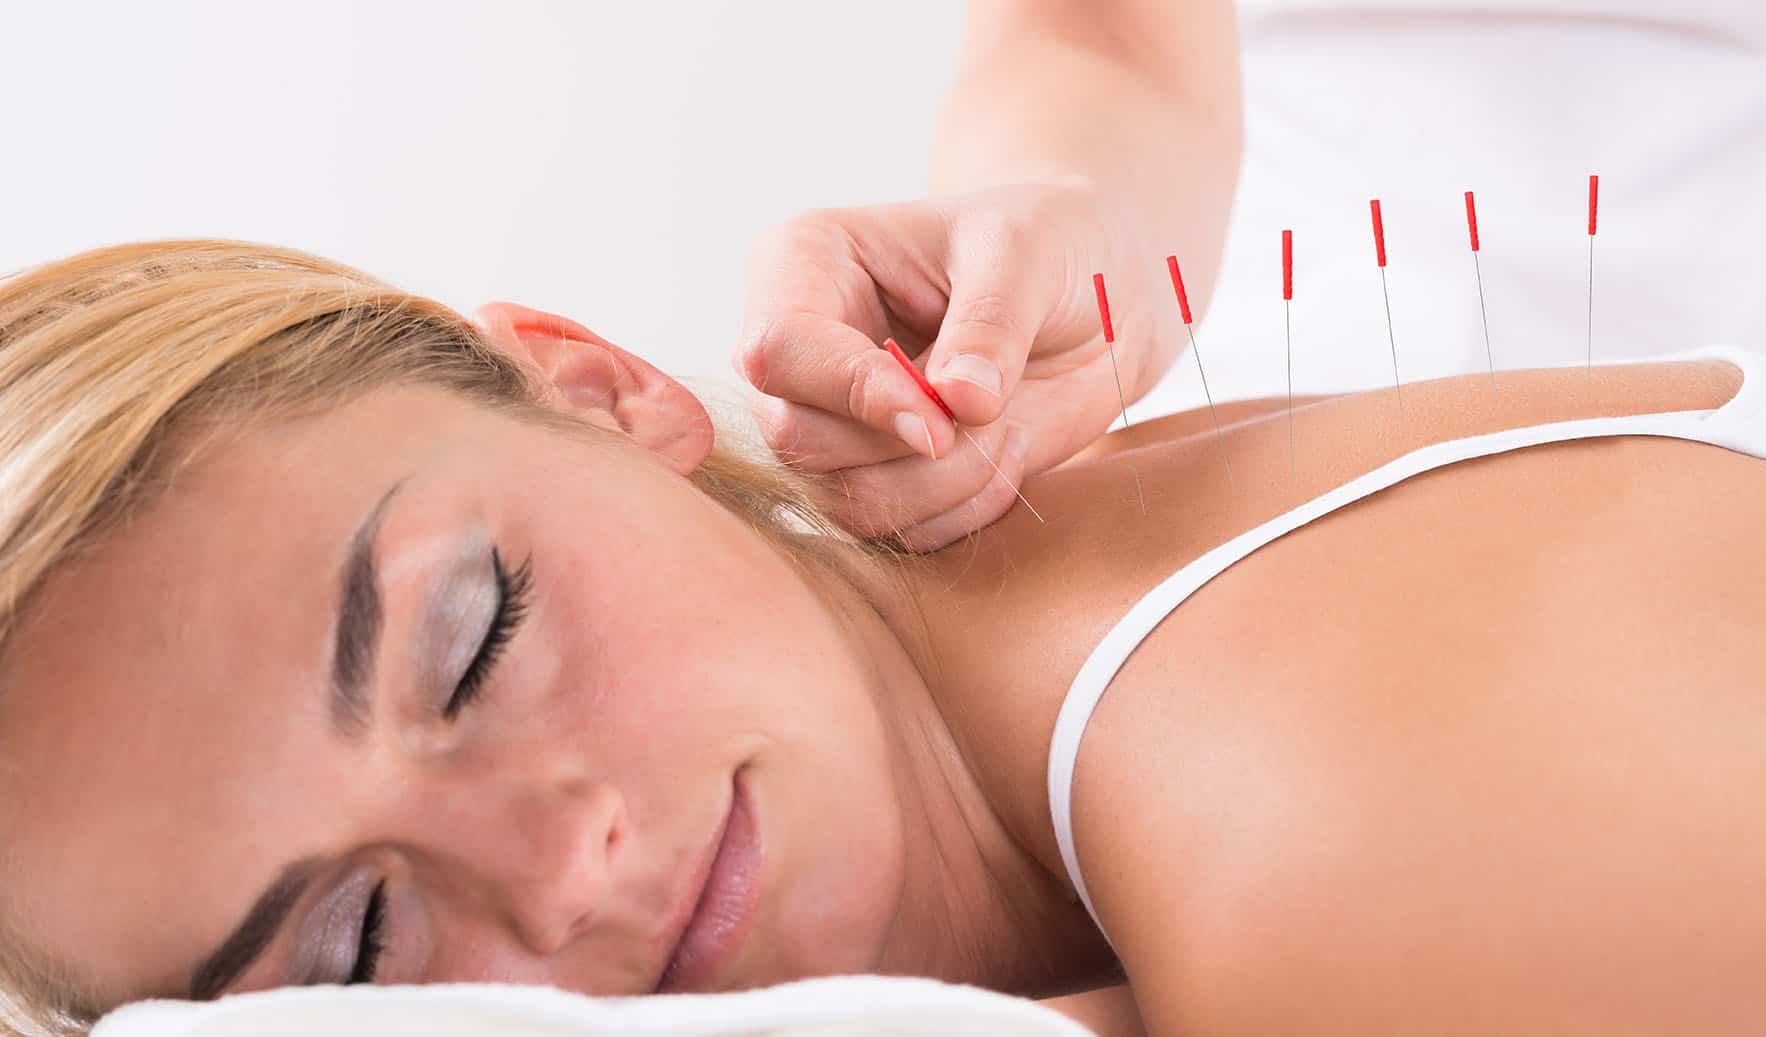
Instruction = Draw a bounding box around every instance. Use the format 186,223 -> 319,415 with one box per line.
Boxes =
1139,0 -> 1766,415
1051,345 -> 1766,941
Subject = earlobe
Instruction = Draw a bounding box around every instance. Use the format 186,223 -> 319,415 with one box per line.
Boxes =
471,302 -> 715,474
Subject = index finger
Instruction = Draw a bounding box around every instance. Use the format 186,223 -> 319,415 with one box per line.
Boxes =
735,312 -> 954,461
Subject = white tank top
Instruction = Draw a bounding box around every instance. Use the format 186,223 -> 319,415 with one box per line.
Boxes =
1049,345 -> 1766,941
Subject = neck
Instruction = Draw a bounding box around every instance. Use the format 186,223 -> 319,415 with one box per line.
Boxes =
812,550 -> 1110,997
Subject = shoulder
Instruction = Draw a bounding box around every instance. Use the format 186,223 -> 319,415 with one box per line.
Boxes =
1057,422 -> 1766,1031
1063,616 -> 1373,1033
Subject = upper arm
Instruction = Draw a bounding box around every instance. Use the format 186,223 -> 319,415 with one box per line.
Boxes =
1067,653 -> 1300,1036
958,0 -> 1241,129
1067,610 -> 1766,1035
967,0 -> 1238,71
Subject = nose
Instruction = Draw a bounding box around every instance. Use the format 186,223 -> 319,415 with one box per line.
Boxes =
457,774 -> 630,955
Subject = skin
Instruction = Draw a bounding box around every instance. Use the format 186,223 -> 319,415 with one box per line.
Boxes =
3,309 -> 1762,1033
924,357 -> 1766,1034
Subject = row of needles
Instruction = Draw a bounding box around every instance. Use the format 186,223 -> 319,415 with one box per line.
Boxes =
881,175 -> 1602,525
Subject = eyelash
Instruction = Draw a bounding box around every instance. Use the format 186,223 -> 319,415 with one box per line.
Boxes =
348,881 -> 387,985
443,547 -> 534,719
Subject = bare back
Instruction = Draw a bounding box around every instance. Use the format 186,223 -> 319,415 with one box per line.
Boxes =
917,355 -> 1766,1033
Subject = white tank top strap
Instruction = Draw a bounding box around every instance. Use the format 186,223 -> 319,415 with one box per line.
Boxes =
1046,346 -> 1766,944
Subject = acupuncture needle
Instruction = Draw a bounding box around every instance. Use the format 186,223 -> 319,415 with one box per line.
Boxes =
1165,254 -> 1234,492
1282,229 -> 1296,477
1091,272 -> 1148,514
882,337 -> 1045,523
1370,199 -> 1404,416
1586,174 -> 1599,378
1465,191 -> 1497,397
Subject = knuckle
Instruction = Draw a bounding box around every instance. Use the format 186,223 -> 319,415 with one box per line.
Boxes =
751,395 -> 797,451
733,325 -> 776,388
952,289 -> 1021,337
754,403 -> 842,472
966,475 -> 1017,530
897,522 -> 960,554
995,213 -> 1035,256
1020,184 -> 1074,227
911,482 -> 1010,552
770,209 -> 847,254
830,474 -> 917,540
948,464 -> 1001,519
842,349 -> 887,424
968,209 -> 1032,262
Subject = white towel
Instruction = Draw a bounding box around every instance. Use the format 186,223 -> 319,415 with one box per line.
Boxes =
93,975 -> 1095,1037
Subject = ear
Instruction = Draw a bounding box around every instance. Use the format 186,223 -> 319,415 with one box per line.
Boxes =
470,301 -> 714,474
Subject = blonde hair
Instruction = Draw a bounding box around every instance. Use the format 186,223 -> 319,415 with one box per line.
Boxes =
0,239 -> 898,1035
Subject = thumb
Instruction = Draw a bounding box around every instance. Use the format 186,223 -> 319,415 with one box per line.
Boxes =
925,280 -> 1039,428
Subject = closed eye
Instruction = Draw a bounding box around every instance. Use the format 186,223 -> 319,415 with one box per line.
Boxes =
346,880 -> 388,985
444,547 -> 533,718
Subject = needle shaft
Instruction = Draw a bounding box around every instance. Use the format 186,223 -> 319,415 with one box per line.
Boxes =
1284,299 -> 1295,478
1379,266 -> 1403,416
1586,234 -> 1595,376
1472,251 -> 1496,398
959,427 -> 1043,523
1184,322 -> 1234,493
1092,272 -> 1146,514
1168,255 -> 1233,497
1104,341 -> 1146,514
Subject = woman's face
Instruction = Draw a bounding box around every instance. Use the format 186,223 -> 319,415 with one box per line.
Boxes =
0,311 -> 913,1007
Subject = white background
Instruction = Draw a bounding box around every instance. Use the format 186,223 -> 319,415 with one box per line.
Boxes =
1,1 -> 963,407
6,1 -> 1763,422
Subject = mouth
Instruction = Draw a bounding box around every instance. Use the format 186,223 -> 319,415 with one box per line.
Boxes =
653,767 -> 763,993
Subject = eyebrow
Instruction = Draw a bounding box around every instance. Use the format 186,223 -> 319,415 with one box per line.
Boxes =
188,857 -> 322,1000
185,485 -> 408,999
330,483 -> 403,736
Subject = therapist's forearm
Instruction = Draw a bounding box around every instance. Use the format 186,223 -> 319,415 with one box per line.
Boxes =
931,0 -> 1242,379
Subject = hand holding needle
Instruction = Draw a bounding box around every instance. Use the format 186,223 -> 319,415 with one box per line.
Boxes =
882,338 -> 1044,523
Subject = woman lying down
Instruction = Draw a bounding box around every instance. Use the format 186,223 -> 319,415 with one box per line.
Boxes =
3,240 -> 1764,1037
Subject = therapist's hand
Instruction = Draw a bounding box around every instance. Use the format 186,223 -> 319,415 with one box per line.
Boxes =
735,176 -> 1177,551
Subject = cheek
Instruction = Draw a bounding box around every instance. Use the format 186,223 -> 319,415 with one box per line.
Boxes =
533,481 -> 866,759
750,712 -> 909,976
508,456 -> 910,968
636,550 -> 911,969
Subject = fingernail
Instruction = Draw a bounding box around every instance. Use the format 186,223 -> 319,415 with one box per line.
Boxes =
938,353 -> 1002,396
1004,423 -> 1030,463
895,411 -> 936,460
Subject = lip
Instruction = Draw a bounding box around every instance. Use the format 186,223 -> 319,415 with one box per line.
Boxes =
652,769 -> 762,993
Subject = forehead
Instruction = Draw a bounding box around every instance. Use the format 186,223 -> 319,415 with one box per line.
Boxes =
0,386 -> 535,997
